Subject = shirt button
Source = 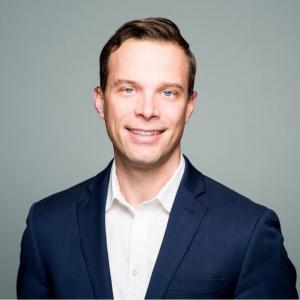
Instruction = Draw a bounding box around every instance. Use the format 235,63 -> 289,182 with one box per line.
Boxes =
132,269 -> 137,276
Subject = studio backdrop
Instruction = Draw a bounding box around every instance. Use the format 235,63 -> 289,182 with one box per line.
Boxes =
0,0 -> 299,297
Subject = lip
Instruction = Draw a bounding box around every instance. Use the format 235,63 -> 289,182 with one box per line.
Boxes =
126,127 -> 166,143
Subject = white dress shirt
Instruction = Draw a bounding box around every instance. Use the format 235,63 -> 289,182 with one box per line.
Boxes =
105,155 -> 185,299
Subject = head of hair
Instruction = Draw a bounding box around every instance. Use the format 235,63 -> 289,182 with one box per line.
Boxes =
99,17 -> 196,97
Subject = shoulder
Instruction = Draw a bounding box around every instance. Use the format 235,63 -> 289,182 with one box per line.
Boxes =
33,173 -> 98,212
184,156 -> 268,217
203,175 -> 266,213
183,156 -> 276,238
28,162 -> 112,226
199,174 -> 283,244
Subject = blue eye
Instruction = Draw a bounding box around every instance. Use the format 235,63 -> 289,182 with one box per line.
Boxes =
163,90 -> 173,97
124,88 -> 134,94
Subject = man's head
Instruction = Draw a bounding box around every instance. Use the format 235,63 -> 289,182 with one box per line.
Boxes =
99,17 -> 196,98
94,18 -> 197,170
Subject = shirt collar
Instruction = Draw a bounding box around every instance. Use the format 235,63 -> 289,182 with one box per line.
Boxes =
154,154 -> 185,213
105,154 -> 185,213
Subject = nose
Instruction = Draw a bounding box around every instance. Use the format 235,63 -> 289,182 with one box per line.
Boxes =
134,92 -> 160,120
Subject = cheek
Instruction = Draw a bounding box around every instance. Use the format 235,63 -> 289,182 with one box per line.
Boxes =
164,105 -> 187,127
105,102 -> 132,130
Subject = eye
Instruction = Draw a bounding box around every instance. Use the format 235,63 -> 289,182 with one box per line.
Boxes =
120,87 -> 136,96
124,88 -> 134,94
163,90 -> 175,97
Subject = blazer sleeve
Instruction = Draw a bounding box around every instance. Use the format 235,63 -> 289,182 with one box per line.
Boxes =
17,203 -> 50,299
234,208 -> 298,299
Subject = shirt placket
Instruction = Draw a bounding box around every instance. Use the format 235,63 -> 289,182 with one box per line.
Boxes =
127,207 -> 149,299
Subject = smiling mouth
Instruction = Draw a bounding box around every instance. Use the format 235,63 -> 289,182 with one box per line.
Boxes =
126,128 -> 165,136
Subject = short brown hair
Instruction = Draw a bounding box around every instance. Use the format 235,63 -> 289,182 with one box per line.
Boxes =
99,17 -> 196,97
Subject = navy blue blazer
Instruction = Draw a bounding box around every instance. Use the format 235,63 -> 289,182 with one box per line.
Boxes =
17,157 -> 298,298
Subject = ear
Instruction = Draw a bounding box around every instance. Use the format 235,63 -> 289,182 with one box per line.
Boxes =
93,86 -> 105,119
185,91 -> 197,123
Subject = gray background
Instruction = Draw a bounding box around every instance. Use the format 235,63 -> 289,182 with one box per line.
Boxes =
0,0 -> 299,297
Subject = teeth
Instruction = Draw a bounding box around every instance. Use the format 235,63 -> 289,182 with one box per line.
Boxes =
130,129 -> 161,136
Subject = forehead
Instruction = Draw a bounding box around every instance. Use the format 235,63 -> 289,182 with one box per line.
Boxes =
107,39 -> 189,87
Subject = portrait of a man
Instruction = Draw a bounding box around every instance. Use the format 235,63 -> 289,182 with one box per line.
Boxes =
16,17 -> 298,299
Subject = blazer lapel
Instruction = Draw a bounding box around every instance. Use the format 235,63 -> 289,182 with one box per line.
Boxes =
145,157 -> 208,299
77,162 -> 113,299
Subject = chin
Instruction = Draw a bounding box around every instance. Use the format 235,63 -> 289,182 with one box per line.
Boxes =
124,152 -> 166,170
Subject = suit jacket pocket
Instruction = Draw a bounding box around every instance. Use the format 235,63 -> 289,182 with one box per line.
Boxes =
167,278 -> 224,292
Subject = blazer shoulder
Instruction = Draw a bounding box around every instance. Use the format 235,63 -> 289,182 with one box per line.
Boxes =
202,174 -> 268,218
31,163 -> 111,222
35,173 -> 98,209
183,156 -> 268,219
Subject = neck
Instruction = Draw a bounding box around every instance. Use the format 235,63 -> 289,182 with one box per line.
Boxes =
114,151 -> 182,208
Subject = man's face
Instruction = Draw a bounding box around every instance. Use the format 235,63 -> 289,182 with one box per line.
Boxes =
94,39 -> 196,169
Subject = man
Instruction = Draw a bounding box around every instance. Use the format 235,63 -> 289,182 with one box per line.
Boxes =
17,17 -> 297,299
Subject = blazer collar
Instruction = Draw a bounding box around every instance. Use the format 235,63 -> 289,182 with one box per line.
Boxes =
182,155 -> 206,197
77,156 -> 207,299
77,161 -> 114,299
145,156 -> 208,299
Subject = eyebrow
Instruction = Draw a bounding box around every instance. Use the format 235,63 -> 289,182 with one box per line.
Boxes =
159,82 -> 185,92
111,79 -> 140,89
111,79 -> 185,92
